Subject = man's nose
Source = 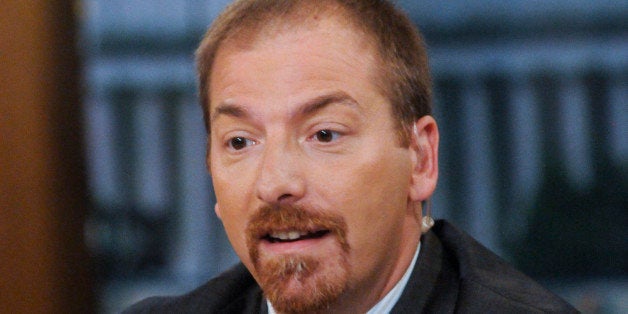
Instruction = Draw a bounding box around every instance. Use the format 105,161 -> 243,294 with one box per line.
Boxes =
254,140 -> 306,205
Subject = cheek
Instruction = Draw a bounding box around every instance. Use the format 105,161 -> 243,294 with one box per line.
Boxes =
210,168 -> 255,262
211,152 -> 259,210
215,204 -> 254,269
315,148 -> 412,232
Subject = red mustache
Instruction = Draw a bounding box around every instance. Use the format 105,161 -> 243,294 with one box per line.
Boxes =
246,204 -> 349,252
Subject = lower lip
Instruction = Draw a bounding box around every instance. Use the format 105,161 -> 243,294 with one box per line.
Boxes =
259,233 -> 335,255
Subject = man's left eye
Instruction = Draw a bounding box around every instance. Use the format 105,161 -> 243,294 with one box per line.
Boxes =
313,129 -> 340,143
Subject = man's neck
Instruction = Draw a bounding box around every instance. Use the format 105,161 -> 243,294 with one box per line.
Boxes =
366,240 -> 421,313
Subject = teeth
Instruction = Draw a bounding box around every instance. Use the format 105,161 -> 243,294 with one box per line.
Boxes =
271,230 -> 306,240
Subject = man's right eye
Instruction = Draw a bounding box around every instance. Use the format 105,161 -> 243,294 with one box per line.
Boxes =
228,137 -> 254,150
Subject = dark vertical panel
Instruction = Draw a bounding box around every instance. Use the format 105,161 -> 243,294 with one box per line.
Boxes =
514,72 -> 577,277
582,70 -> 628,275
162,88 -> 185,206
483,74 -> 515,239
110,87 -> 140,206
159,87 -> 185,268
534,73 -> 564,171
583,70 -> 612,179
434,76 -> 467,223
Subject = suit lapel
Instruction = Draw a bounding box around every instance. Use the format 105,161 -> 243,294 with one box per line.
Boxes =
391,227 -> 460,313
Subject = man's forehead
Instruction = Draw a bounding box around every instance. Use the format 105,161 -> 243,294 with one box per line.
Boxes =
210,30 -> 375,114
207,5 -> 389,122
210,90 -> 362,124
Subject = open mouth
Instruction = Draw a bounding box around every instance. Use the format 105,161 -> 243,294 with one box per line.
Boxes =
263,230 -> 330,243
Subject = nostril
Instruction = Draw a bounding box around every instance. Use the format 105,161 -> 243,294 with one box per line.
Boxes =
277,193 -> 293,203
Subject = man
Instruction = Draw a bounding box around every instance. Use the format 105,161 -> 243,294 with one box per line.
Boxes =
126,0 -> 577,313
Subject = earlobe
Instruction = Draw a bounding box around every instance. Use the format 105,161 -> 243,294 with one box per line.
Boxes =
408,116 -> 439,202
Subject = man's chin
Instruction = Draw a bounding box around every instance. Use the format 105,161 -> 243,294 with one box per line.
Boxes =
244,205 -> 351,312
255,254 -> 348,314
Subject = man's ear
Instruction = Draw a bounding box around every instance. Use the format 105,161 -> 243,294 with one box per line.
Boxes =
207,136 -> 221,220
206,136 -> 212,175
214,203 -> 223,220
408,115 -> 439,202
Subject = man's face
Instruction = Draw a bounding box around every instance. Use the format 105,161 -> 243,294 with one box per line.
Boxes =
208,17 -> 424,313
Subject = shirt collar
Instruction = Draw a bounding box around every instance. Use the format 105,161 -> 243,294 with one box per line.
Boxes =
267,241 -> 421,314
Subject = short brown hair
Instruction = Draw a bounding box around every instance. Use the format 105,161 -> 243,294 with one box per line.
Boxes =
196,0 -> 431,144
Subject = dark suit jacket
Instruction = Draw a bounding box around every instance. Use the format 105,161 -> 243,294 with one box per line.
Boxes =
124,220 -> 578,313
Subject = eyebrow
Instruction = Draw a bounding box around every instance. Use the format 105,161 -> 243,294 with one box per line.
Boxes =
211,101 -> 248,123
299,91 -> 359,117
210,91 -> 360,123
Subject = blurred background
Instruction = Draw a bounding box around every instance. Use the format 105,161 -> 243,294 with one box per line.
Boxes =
1,0 -> 626,313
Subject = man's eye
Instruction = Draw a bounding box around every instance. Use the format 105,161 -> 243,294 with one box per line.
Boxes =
314,129 -> 340,143
228,137 -> 253,150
